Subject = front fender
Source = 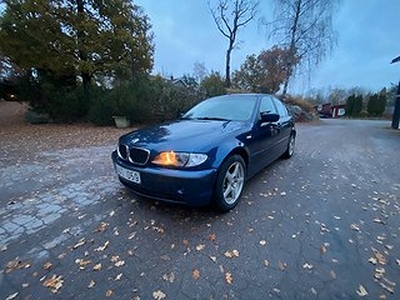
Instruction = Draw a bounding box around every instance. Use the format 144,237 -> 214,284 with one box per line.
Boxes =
210,138 -> 250,170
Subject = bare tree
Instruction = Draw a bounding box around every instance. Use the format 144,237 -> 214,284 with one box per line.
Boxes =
192,61 -> 208,83
209,0 -> 258,87
267,0 -> 340,96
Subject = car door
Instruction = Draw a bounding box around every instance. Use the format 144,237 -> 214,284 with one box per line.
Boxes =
248,96 -> 281,173
271,97 -> 293,153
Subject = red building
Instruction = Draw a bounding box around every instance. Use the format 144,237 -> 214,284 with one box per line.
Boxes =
314,103 -> 346,118
331,104 -> 346,118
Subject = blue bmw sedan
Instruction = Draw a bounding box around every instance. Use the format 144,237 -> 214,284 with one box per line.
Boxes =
112,94 -> 296,212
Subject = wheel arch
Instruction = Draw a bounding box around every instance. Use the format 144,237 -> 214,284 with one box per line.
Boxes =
227,147 -> 249,168
212,142 -> 249,170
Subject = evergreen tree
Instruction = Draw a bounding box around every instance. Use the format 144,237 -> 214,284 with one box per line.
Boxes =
367,93 -> 379,116
354,95 -> 363,116
377,89 -> 387,117
346,94 -> 355,117
367,90 -> 386,117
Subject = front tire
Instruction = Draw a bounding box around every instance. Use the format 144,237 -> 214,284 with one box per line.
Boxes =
214,155 -> 246,212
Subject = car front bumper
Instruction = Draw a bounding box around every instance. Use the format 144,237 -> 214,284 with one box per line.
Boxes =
111,151 -> 217,206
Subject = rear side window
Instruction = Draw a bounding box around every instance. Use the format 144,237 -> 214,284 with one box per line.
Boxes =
273,98 -> 289,117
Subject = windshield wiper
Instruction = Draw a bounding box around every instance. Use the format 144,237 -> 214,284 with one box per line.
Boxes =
195,117 -> 231,121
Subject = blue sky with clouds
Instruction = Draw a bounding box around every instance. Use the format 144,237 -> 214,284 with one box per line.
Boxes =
135,0 -> 400,94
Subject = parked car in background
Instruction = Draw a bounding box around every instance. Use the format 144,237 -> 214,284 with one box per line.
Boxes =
112,94 -> 296,212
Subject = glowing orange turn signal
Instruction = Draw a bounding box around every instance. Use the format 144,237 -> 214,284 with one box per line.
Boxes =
157,151 -> 177,166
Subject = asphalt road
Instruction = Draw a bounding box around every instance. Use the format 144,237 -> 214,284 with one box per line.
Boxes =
1,119 -> 399,300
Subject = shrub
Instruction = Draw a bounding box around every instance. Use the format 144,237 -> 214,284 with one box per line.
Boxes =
145,75 -> 201,122
108,80 -> 151,123
89,75 -> 202,125
87,87 -> 113,126
19,72 -> 205,126
200,72 -> 226,98
282,95 -> 315,114
20,74 -> 91,123
46,86 -> 89,123
278,94 -> 316,122
25,109 -> 53,124
359,110 -> 369,118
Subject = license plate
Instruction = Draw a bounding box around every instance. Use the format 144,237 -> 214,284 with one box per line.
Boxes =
115,165 -> 141,184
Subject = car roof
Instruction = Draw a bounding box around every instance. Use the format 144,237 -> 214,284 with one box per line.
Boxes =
211,93 -> 275,99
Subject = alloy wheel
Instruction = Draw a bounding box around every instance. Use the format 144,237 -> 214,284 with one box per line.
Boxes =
222,161 -> 245,205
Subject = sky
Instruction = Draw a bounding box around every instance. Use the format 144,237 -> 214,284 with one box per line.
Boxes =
134,0 -> 400,95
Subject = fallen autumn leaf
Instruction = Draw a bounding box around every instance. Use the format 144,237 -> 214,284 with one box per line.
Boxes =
192,269 -> 200,280
43,275 -> 64,294
356,285 -> 368,297
350,223 -> 360,231
94,240 -> 109,252
5,292 -> 18,300
208,233 -> 217,241
6,257 -> 30,273
195,244 -> 205,251
225,272 -> 233,284
278,261 -> 287,271
88,280 -> 96,288
152,290 -> 166,300
43,262 -> 53,270
94,222 -> 108,233
72,238 -> 86,249
302,263 -> 313,270
162,272 -> 175,283
115,260 -> 125,267
372,248 -> 387,265
224,250 -> 239,258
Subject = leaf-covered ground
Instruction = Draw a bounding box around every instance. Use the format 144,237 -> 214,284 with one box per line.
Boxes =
0,101 -> 399,299
0,101 -> 133,166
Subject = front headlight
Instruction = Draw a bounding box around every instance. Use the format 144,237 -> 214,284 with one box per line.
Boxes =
152,151 -> 208,168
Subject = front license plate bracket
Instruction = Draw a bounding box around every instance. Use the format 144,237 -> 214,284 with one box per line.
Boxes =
115,165 -> 141,184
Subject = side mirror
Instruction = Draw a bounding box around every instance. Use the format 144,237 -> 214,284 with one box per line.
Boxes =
260,112 -> 279,123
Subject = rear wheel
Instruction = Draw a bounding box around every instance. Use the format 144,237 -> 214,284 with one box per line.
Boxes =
282,133 -> 295,159
214,155 -> 246,212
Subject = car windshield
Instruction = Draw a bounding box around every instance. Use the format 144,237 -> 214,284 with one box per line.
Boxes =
182,95 -> 257,121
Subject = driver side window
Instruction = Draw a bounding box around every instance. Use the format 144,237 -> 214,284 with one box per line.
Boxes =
259,96 -> 276,114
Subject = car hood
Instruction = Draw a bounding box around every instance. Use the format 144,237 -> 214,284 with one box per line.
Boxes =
120,119 -> 248,152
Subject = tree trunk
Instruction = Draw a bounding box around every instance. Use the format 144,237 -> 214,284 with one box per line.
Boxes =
225,47 -> 232,88
282,75 -> 290,97
77,0 -> 91,91
282,0 -> 302,97
391,81 -> 400,129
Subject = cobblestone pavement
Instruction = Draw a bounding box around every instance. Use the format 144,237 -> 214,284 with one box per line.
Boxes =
0,119 -> 399,300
